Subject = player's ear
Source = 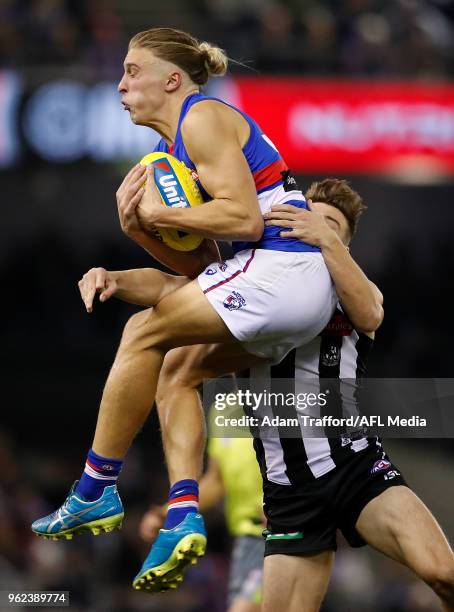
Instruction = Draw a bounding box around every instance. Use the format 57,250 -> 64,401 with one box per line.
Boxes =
165,70 -> 182,92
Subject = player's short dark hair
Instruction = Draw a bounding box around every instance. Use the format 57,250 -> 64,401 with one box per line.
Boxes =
305,178 -> 366,237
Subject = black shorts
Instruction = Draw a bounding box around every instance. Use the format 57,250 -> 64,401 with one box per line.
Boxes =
263,444 -> 408,557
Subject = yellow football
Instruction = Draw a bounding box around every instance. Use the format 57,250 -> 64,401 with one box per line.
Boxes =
139,152 -> 204,252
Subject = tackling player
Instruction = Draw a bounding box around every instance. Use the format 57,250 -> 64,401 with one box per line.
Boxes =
154,181 -> 454,611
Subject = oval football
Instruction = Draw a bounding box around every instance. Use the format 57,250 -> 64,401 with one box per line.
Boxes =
140,152 -> 204,252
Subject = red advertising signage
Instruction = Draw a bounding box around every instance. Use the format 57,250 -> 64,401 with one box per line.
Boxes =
233,78 -> 454,174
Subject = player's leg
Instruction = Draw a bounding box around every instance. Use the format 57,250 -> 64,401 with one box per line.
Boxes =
356,486 -> 454,611
30,272 -> 194,541
262,551 -> 334,612
31,259 -> 293,548
260,465 -> 338,611
93,281 -> 249,591
31,280 -> 233,543
227,536 -> 264,612
129,255 -> 330,593
134,343 -> 267,593
156,342 -> 267,485
91,271 -> 190,459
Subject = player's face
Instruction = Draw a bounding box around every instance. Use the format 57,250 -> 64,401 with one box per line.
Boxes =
311,202 -> 351,245
118,47 -> 170,125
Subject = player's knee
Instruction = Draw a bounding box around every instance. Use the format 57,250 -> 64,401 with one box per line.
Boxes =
155,367 -> 180,410
120,309 -> 170,352
156,353 -> 204,415
121,310 -> 150,342
159,358 -> 201,397
425,563 -> 454,602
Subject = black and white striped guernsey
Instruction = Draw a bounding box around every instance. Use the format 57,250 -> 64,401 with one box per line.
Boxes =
248,305 -> 380,485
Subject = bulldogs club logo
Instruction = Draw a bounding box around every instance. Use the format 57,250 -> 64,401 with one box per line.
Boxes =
219,261 -> 228,272
223,291 -> 246,311
370,459 -> 391,474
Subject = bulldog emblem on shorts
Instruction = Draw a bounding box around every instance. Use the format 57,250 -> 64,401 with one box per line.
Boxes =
223,291 -> 246,311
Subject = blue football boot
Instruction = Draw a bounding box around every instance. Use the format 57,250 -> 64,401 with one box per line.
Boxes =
31,482 -> 124,540
133,512 -> 207,593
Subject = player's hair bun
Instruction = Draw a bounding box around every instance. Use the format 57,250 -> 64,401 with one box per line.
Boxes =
198,41 -> 228,77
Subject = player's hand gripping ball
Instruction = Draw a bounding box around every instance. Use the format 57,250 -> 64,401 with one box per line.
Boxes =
139,152 -> 204,252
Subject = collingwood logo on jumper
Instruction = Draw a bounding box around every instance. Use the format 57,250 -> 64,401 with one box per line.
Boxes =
341,428 -> 368,447
321,343 -> 340,367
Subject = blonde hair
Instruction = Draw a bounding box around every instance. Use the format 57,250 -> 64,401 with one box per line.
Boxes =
129,27 -> 228,85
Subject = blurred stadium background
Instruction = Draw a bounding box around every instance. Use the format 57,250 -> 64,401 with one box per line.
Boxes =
1,0 -> 454,610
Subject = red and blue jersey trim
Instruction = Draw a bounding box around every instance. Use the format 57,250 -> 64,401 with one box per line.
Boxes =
253,159 -> 288,194
154,92 -> 318,254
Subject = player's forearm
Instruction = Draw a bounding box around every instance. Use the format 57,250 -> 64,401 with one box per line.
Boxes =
153,200 -> 264,242
110,268 -> 175,306
320,233 -> 384,332
130,231 -> 221,278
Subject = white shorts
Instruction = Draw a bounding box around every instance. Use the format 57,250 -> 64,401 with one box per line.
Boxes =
197,248 -> 337,362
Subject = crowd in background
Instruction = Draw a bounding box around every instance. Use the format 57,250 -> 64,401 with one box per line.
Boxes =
0,0 -> 453,78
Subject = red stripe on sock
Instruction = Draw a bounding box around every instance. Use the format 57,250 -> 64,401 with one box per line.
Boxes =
168,494 -> 199,505
86,459 -> 106,473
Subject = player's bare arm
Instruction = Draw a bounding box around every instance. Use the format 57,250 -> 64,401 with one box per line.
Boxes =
78,267 -> 189,313
265,201 -> 383,333
136,102 -> 264,241
116,164 -> 220,278
116,163 -> 220,278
